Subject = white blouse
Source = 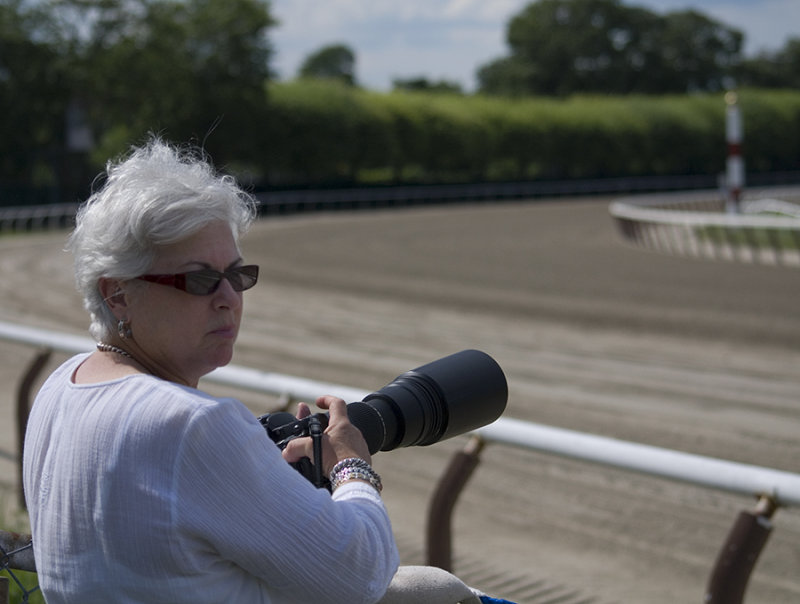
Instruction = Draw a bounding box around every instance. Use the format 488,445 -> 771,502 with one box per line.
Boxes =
23,354 -> 398,603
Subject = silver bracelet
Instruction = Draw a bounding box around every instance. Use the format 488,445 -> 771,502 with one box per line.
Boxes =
331,468 -> 383,493
330,457 -> 372,477
329,458 -> 383,493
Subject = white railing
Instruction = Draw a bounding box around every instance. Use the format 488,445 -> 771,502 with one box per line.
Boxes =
0,203 -> 79,232
609,189 -> 800,267
2,320 -> 800,507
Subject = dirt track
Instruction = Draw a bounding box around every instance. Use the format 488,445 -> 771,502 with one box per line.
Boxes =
1,194 -> 799,602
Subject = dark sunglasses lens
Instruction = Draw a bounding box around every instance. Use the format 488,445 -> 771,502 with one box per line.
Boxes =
181,266 -> 259,295
227,265 -> 259,291
184,271 -> 223,295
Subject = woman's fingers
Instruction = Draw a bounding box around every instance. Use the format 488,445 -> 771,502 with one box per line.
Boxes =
296,401 -> 311,419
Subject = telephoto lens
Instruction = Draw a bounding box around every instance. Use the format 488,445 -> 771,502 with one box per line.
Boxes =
259,349 -> 508,457
345,349 -> 508,454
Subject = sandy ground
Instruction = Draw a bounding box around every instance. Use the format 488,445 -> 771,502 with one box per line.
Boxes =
1,192 -> 800,602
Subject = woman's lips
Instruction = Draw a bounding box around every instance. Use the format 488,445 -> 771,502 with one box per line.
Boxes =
210,325 -> 237,338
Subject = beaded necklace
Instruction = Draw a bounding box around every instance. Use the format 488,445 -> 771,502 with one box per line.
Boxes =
96,342 -> 133,359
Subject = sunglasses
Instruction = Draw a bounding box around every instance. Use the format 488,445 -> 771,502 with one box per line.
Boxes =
137,265 -> 259,296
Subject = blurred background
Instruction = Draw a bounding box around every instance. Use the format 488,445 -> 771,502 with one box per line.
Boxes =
2,0 -> 799,206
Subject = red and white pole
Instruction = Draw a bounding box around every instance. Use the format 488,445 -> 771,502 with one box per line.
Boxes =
725,91 -> 744,214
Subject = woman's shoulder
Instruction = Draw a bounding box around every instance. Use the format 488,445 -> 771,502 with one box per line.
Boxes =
130,378 -> 257,433
124,375 -> 241,414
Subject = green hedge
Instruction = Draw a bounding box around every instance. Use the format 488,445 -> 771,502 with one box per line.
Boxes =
259,81 -> 800,186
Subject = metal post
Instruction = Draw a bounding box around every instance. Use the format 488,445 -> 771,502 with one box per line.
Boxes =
704,495 -> 777,604
724,91 -> 744,214
0,575 -> 8,604
426,435 -> 484,572
16,348 -> 52,508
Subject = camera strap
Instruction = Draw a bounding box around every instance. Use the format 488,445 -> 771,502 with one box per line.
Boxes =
308,415 -> 325,489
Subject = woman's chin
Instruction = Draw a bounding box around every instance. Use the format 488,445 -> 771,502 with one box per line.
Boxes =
204,343 -> 236,373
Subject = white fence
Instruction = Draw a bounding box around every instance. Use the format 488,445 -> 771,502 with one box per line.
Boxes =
609,188 -> 800,267
3,320 -> 799,506
0,204 -> 79,232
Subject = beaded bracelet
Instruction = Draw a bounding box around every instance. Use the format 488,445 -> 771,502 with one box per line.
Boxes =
330,457 -> 372,476
329,457 -> 383,493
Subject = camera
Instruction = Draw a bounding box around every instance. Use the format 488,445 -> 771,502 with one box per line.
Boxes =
259,349 -> 508,486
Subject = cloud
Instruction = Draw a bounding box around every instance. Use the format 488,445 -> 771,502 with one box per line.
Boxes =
709,0 -> 800,53
271,0 -> 522,89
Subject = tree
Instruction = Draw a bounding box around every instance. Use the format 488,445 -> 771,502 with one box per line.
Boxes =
392,77 -> 463,94
475,57 -> 536,97
2,0 -> 276,182
0,0 -> 71,195
298,43 -> 357,86
1,0 -> 277,201
69,0 -> 276,167
739,37 -> 800,89
477,0 -> 743,96
658,10 -> 742,92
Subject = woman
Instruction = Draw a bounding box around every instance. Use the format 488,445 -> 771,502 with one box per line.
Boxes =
22,138 -> 398,603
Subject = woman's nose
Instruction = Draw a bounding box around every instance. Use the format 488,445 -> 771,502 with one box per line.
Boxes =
213,277 -> 243,310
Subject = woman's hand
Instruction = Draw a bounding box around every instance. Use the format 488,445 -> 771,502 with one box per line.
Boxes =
281,395 -> 372,476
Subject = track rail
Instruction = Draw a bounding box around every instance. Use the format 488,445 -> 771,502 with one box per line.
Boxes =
3,173 -> 799,229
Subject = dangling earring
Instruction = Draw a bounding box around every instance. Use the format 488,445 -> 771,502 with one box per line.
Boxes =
118,319 -> 133,340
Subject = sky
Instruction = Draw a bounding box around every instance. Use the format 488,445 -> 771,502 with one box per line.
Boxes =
270,0 -> 800,92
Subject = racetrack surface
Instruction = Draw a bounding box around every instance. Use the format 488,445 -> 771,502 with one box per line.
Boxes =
1,193 -> 799,602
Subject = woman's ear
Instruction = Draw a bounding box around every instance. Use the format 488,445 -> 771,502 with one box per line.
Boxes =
98,277 -> 129,319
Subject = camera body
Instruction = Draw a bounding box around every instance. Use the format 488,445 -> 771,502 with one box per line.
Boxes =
260,411 -> 331,451
259,411 -> 331,486
259,349 -> 508,486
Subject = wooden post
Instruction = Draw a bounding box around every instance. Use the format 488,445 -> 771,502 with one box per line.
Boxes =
426,435 -> 484,572
16,348 -> 52,508
704,496 -> 777,604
